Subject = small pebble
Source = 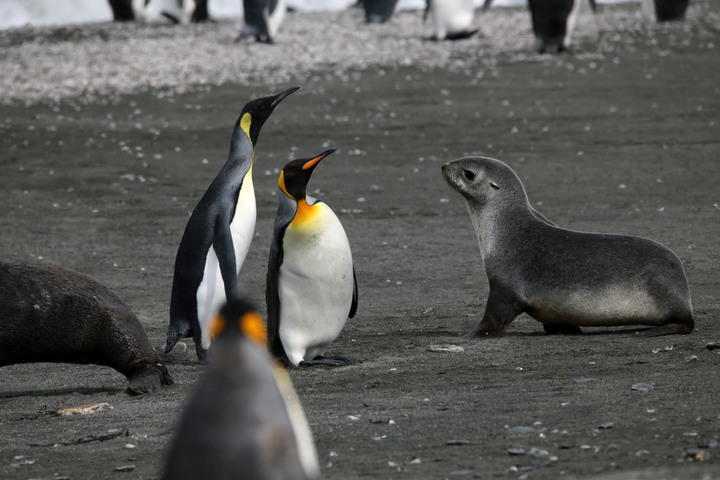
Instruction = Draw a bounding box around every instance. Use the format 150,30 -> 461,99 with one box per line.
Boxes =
114,465 -> 135,472
427,344 -> 464,353
597,422 -> 615,429
631,383 -> 655,392
505,426 -> 535,435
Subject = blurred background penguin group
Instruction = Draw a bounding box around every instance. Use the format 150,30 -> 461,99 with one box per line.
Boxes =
108,0 -> 692,51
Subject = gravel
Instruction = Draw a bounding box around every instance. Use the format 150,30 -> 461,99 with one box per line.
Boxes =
0,1 -> 717,105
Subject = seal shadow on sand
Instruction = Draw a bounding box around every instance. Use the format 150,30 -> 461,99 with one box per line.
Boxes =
0,386 -> 125,399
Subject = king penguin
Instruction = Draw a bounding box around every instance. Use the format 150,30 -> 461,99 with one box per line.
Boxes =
236,0 -> 287,44
162,298 -> 320,480
266,149 -> 358,367
165,86 -> 299,362
424,0 -> 478,41
528,0 -> 598,53
642,0 -> 689,22
484,0 -> 596,53
359,0 -> 400,24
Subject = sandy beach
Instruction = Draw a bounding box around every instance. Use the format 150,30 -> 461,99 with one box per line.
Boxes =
1,2 -> 719,479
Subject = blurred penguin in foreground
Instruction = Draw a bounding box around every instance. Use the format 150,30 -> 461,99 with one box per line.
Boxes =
163,298 -> 319,480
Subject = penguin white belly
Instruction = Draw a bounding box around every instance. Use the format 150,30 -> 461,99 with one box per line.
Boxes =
563,0 -> 583,48
197,169 -> 257,350
230,168 -> 257,273
267,0 -> 287,38
431,0 -> 474,39
278,205 -> 354,366
641,0 -> 657,21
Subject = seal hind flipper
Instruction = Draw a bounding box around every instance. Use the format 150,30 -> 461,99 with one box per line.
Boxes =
637,321 -> 695,337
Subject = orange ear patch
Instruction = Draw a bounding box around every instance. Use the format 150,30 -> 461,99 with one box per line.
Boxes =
241,311 -> 268,347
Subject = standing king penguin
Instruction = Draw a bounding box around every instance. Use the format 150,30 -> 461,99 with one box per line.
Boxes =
484,0 -> 596,53
166,87 -> 299,362
642,0 -> 689,22
236,0 -> 287,44
266,149 -> 358,367
163,298 -> 320,480
424,0 -> 478,41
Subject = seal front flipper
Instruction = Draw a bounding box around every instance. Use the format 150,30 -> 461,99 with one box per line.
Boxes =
463,286 -> 523,338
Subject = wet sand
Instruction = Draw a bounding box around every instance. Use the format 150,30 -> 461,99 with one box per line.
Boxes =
1,2 -> 719,479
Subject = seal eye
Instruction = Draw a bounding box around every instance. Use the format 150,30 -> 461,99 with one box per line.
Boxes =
490,181 -> 499,190
463,169 -> 475,181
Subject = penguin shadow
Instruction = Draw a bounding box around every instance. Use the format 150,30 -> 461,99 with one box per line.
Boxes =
158,342 -> 205,366
0,386 -> 125,400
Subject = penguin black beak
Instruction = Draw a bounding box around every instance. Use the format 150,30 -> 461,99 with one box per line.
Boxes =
270,86 -> 301,107
302,148 -> 336,171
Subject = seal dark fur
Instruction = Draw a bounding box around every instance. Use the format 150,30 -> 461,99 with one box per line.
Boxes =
0,263 -> 173,395
442,156 -> 694,338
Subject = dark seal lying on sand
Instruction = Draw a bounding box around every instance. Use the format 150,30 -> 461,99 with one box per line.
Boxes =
0,263 -> 173,395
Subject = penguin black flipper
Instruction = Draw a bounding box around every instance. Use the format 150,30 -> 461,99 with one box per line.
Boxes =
349,268 -> 358,319
213,207 -> 240,300
266,197 -> 297,366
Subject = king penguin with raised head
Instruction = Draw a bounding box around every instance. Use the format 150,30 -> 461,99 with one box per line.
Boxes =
266,149 -> 358,367
163,298 -> 320,480
166,87 -> 299,362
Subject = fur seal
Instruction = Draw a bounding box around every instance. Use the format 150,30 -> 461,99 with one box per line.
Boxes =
0,263 -> 173,395
441,156 -> 694,338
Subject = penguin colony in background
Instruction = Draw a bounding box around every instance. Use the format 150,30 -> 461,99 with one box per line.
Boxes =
109,0 -> 692,52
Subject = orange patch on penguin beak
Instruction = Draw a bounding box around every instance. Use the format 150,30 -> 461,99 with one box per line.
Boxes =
302,155 -> 324,171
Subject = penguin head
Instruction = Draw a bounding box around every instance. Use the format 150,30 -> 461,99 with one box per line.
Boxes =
278,148 -> 336,201
238,86 -> 300,145
209,298 -> 268,347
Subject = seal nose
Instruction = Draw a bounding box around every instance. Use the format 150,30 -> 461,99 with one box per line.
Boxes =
441,163 -> 447,172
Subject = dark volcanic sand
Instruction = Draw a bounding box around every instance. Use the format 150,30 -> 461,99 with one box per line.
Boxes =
1,10 -> 720,480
